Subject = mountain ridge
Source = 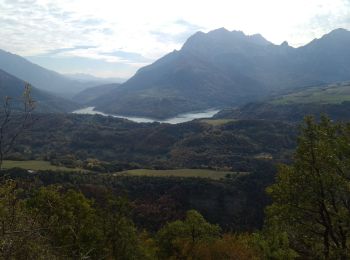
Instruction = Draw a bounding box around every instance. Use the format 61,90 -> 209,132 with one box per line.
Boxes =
0,49 -> 97,97
89,28 -> 350,119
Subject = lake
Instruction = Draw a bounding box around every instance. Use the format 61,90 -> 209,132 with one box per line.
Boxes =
72,107 -> 220,124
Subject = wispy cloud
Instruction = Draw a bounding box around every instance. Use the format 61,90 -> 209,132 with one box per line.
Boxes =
100,50 -> 152,63
1,0 -> 350,78
42,45 -> 97,56
151,20 -> 203,44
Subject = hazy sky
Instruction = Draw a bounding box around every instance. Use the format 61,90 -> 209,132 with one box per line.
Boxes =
0,0 -> 349,79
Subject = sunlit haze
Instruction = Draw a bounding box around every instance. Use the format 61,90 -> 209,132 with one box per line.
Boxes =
1,0 -> 349,78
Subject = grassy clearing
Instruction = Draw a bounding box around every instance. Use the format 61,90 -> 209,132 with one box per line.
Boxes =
119,169 -> 243,180
271,83 -> 350,105
2,160 -> 83,172
200,119 -> 235,126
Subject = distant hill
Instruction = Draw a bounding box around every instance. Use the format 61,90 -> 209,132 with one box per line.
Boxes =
0,49 -> 95,97
91,28 -> 350,119
64,73 -> 125,84
215,82 -> 350,122
73,83 -> 121,104
0,69 -> 79,113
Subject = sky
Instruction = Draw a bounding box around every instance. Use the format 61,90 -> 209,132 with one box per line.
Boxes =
0,0 -> 350,79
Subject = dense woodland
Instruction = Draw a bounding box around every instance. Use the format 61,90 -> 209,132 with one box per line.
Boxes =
1,116 -> 350,259
216,101 -> 350,122
6,114 -> 297,172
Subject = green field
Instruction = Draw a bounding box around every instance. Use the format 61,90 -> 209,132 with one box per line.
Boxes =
200,119 -> 235,126
2,161 -> 246,179
119,169 -> 243,180
271,82 -> 350,105
2,160 -> 83,172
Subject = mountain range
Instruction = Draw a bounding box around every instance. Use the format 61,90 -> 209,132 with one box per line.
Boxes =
1,28 -> 350,119
87,28 -> 350,119
64,73 -> 125,84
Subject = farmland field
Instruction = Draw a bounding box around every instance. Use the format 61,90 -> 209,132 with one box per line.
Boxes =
119,168 -> 244,180
2,160 -> 83,172
271,82 -> 350,105
200,119 -> 235,126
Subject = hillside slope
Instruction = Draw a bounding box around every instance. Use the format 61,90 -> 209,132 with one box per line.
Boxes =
0,69 -> 79,113
0,49 -> 94,97
215,81 -> 350,122
73,83 -> 121,104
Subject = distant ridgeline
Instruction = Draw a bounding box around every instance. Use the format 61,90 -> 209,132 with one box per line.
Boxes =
0,49 -> 120,98
0,69 -> 78,113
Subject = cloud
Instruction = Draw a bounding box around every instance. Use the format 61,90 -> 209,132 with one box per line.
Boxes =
38,47 -> 152,65
100,50 -> 152,63
79,18 -> 104,26
26,54 -> 137,78
175,19 -> 203,31
43,45 -> 97,56
150,19 -> 203,44
1,0 -> 350,78
308,0 -> 350,32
